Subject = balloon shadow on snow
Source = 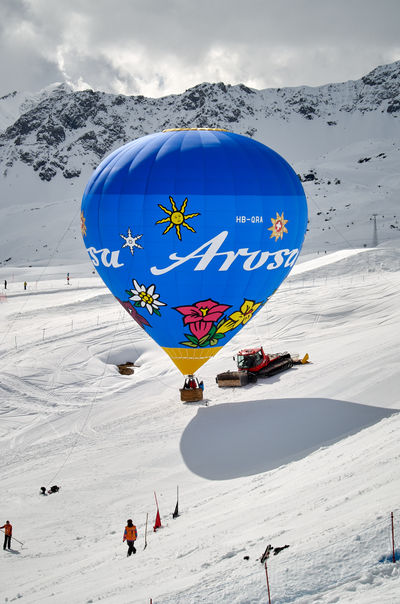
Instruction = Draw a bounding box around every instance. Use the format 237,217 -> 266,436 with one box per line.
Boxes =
179,398 -> 396,480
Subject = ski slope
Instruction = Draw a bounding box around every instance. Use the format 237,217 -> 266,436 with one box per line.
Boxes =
0,245 -> 399,603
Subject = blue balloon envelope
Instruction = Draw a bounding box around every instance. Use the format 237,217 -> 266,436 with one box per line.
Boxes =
81,129 -> 307,375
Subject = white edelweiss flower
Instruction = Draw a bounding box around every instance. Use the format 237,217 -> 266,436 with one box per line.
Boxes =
132,279 -> 145,293
129,279 -> 166,315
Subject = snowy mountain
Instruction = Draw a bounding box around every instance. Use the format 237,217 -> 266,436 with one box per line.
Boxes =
0,61 -> 399,267
1,61 -> 399,174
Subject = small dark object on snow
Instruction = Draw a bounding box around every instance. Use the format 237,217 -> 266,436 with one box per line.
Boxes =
260,544 -> 273,563
243,555 -> 250,560
117,362 -> 135,375
48,485 -> 60,494
40,487 -> 47,495
273,544 -> 290,556
260,543 -> 290,562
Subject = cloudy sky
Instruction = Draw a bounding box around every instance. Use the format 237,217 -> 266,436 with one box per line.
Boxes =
1,0 -> 399,98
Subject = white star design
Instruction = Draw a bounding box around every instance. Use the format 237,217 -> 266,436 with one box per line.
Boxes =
120,228 -> 143,255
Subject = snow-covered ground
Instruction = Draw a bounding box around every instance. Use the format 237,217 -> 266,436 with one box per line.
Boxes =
1,243 -> 399,603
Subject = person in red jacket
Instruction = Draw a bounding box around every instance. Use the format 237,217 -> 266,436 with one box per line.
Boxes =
123,519 -> 137,556
1,521 -> 12,550
184,374 -> 199,389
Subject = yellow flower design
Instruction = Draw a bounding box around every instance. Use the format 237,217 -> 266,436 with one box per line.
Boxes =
216,299 -> 263,334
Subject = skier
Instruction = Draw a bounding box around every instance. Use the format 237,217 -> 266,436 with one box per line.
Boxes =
40,487 -> 47,495
67,272 -> 70,285
24,281 -> 27,291
1,521 -> 12,550
123,519 -> 137,556
4,280 -> 6,289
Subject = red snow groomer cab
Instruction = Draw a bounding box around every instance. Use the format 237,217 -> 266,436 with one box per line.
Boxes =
216,347 -> 309,387
237,347 -> 293,376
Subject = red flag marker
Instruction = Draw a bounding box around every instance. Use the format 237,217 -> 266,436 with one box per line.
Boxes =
153,492 -> 162,532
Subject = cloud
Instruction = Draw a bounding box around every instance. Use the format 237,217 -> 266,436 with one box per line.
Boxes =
0,0 -> 399,97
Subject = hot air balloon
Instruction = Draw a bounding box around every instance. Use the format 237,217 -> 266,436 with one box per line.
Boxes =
81,128 -> 307,376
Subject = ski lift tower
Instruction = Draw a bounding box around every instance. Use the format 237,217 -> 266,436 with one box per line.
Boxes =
371,213 -> 378,247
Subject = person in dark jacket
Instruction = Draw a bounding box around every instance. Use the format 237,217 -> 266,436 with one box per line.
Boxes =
1,521 -> 12,550
123,519 -> 137,556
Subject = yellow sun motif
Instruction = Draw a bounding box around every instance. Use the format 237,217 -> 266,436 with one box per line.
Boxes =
268,212 -> 288,241
81,211 -> 87,237
155,196 -> 200,240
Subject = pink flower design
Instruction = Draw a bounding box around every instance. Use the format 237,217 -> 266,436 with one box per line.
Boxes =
175,299 -> 231,340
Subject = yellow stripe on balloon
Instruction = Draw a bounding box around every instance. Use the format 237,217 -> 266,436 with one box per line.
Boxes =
162,346 -> 223,375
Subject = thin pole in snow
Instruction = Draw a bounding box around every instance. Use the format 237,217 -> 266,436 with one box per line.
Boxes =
391,512 -> 396,563
144,512 -> 148,550
264,559 -> 271,604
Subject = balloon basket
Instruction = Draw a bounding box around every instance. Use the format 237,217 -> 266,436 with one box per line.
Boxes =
180,388 -> 204,403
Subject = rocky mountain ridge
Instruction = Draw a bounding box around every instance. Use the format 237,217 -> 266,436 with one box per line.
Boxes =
0,61 -> 399,184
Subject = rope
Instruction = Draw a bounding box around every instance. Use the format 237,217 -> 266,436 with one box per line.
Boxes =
44,306 -> 126,486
